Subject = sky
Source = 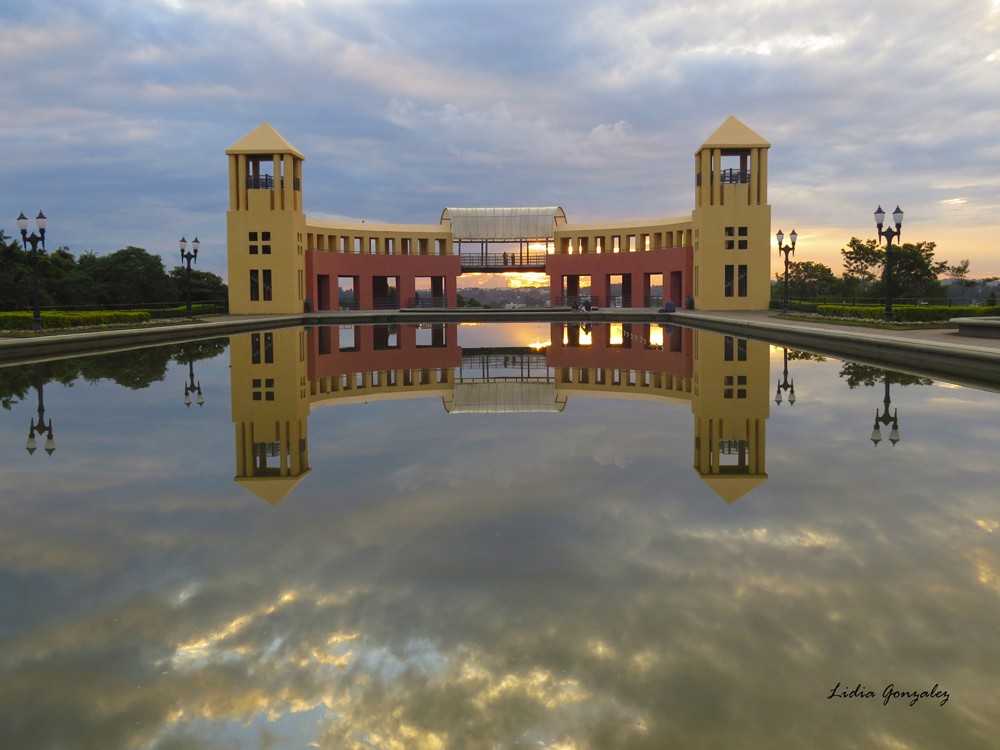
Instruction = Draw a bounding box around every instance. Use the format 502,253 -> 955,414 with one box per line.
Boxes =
3,0 -> 1000,284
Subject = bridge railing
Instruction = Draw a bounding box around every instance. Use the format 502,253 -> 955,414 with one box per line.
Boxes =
460,252 -> 548,270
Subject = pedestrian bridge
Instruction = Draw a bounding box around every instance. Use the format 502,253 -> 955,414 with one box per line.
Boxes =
459,252 -> 548,273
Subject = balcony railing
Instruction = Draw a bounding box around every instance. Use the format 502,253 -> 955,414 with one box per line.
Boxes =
246,175 -> 301,190
719,169 -> 751,184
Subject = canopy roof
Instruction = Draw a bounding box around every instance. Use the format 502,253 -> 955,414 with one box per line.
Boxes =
445,382 -> 567,413
441,207 -> 567,242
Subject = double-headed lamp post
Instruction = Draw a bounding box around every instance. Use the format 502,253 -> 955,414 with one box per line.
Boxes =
775,228 -> 797,313
774,347 -> 796,406
874,205 -> 903,322
26,368 -> 55,456
179,236 -> 200,318
16,211 -> 48,331
183,358 -> 205,407
870,377 -> 900,447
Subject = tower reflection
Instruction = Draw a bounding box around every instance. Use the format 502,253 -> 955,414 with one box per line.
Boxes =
229,323 -> 771,504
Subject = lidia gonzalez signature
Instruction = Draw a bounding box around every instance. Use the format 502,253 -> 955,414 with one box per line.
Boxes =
827,682 -> 949,707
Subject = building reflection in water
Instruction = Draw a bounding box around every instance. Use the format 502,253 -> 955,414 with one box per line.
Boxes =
230,323 -> 771,505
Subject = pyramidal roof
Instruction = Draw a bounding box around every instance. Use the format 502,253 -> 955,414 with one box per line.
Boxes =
700,473 -> 768,504
235,470 -> 311,505
226,122 -> 304,159
698,116 -> 770,152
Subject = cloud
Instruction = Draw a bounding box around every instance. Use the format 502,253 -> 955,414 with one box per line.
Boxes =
3,0 -> 1000,281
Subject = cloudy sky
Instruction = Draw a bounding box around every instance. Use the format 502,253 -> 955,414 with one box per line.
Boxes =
3,0 -> 1000,282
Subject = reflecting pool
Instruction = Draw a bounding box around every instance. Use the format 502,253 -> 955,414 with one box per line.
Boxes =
1,322 -> 998,749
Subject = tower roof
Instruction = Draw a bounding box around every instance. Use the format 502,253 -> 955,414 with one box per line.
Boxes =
698,116 -> 770,152
226,123 -> 305,159
700,474 -> 769,504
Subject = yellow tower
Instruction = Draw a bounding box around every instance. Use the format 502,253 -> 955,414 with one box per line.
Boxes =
690,330 -> 770,503
691,116 -> 771,310
230,327 -> 312,504
226,123 -> 307,314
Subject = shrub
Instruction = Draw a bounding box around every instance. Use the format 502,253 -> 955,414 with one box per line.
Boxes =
0,311 -> 152,330
816,304 -> 1000,322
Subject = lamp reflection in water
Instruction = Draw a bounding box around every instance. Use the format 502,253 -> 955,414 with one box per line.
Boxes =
870,376 -> 901,446
774,347 -> 796,406
26,366 -> 55,455
183,352 -> 205,408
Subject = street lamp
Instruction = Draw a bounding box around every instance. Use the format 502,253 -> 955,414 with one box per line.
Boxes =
870,376 -> 900,447
775,228 -> 797,313
26,368 -> 55,455
16,211 -> 48,331
874,205 -> 903,322
179,236 -> 200,318
774,347 -> 796,405
183,352 -> 205,408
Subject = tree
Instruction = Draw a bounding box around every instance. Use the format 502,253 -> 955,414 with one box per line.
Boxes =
780,260 -> 843,300
89,247 -> 177,306
840,237 -> 948,301
0,228 -> 31,310
169,267 -> 228,304
840,237 -> 882,292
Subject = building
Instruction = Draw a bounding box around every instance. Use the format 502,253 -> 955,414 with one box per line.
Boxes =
225,116 -> 772,313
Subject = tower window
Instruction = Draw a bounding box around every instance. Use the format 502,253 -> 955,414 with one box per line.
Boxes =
724,265 -> 734,297
738,265 -> 748,297
250,270 -> 260,301
263,270 -> 272,301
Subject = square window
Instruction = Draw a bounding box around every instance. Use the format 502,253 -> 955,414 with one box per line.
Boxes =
726,240 -> 735,250
725,227 -> 735,236
738,227 -> 748,236
262,245 -> 271,254
262,232 -> 271,241
249,245 -> 258,254
249,232 -> 258,241
738,240 -> 748,250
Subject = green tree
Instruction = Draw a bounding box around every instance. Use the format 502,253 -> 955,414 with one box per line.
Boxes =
169,267 -> 228,304
90,247 -> 177,306
779,260 -> 843,300
0,227 -> 31,310
840,237 -> 947,301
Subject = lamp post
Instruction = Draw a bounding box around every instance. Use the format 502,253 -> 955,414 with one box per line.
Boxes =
16,211 -> 47,331
183,355 -> 205,407
874,205 -> 903,322
179,236 -> 200,318
774,347 -> 796,406
870,376 -> 900,447
775,228 -> 797,313
26,368 -> 55,455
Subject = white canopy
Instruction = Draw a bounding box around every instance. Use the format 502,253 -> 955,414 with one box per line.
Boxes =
441,207 -> 567,242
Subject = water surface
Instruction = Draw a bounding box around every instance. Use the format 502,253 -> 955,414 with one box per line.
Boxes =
1,323 -> 997,749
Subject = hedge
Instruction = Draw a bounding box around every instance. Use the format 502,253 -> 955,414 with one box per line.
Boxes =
0,311 -> 152,330
816,304 -> 1000,322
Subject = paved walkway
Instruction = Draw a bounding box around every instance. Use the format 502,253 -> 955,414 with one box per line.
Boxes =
680,309 -> 1000,350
